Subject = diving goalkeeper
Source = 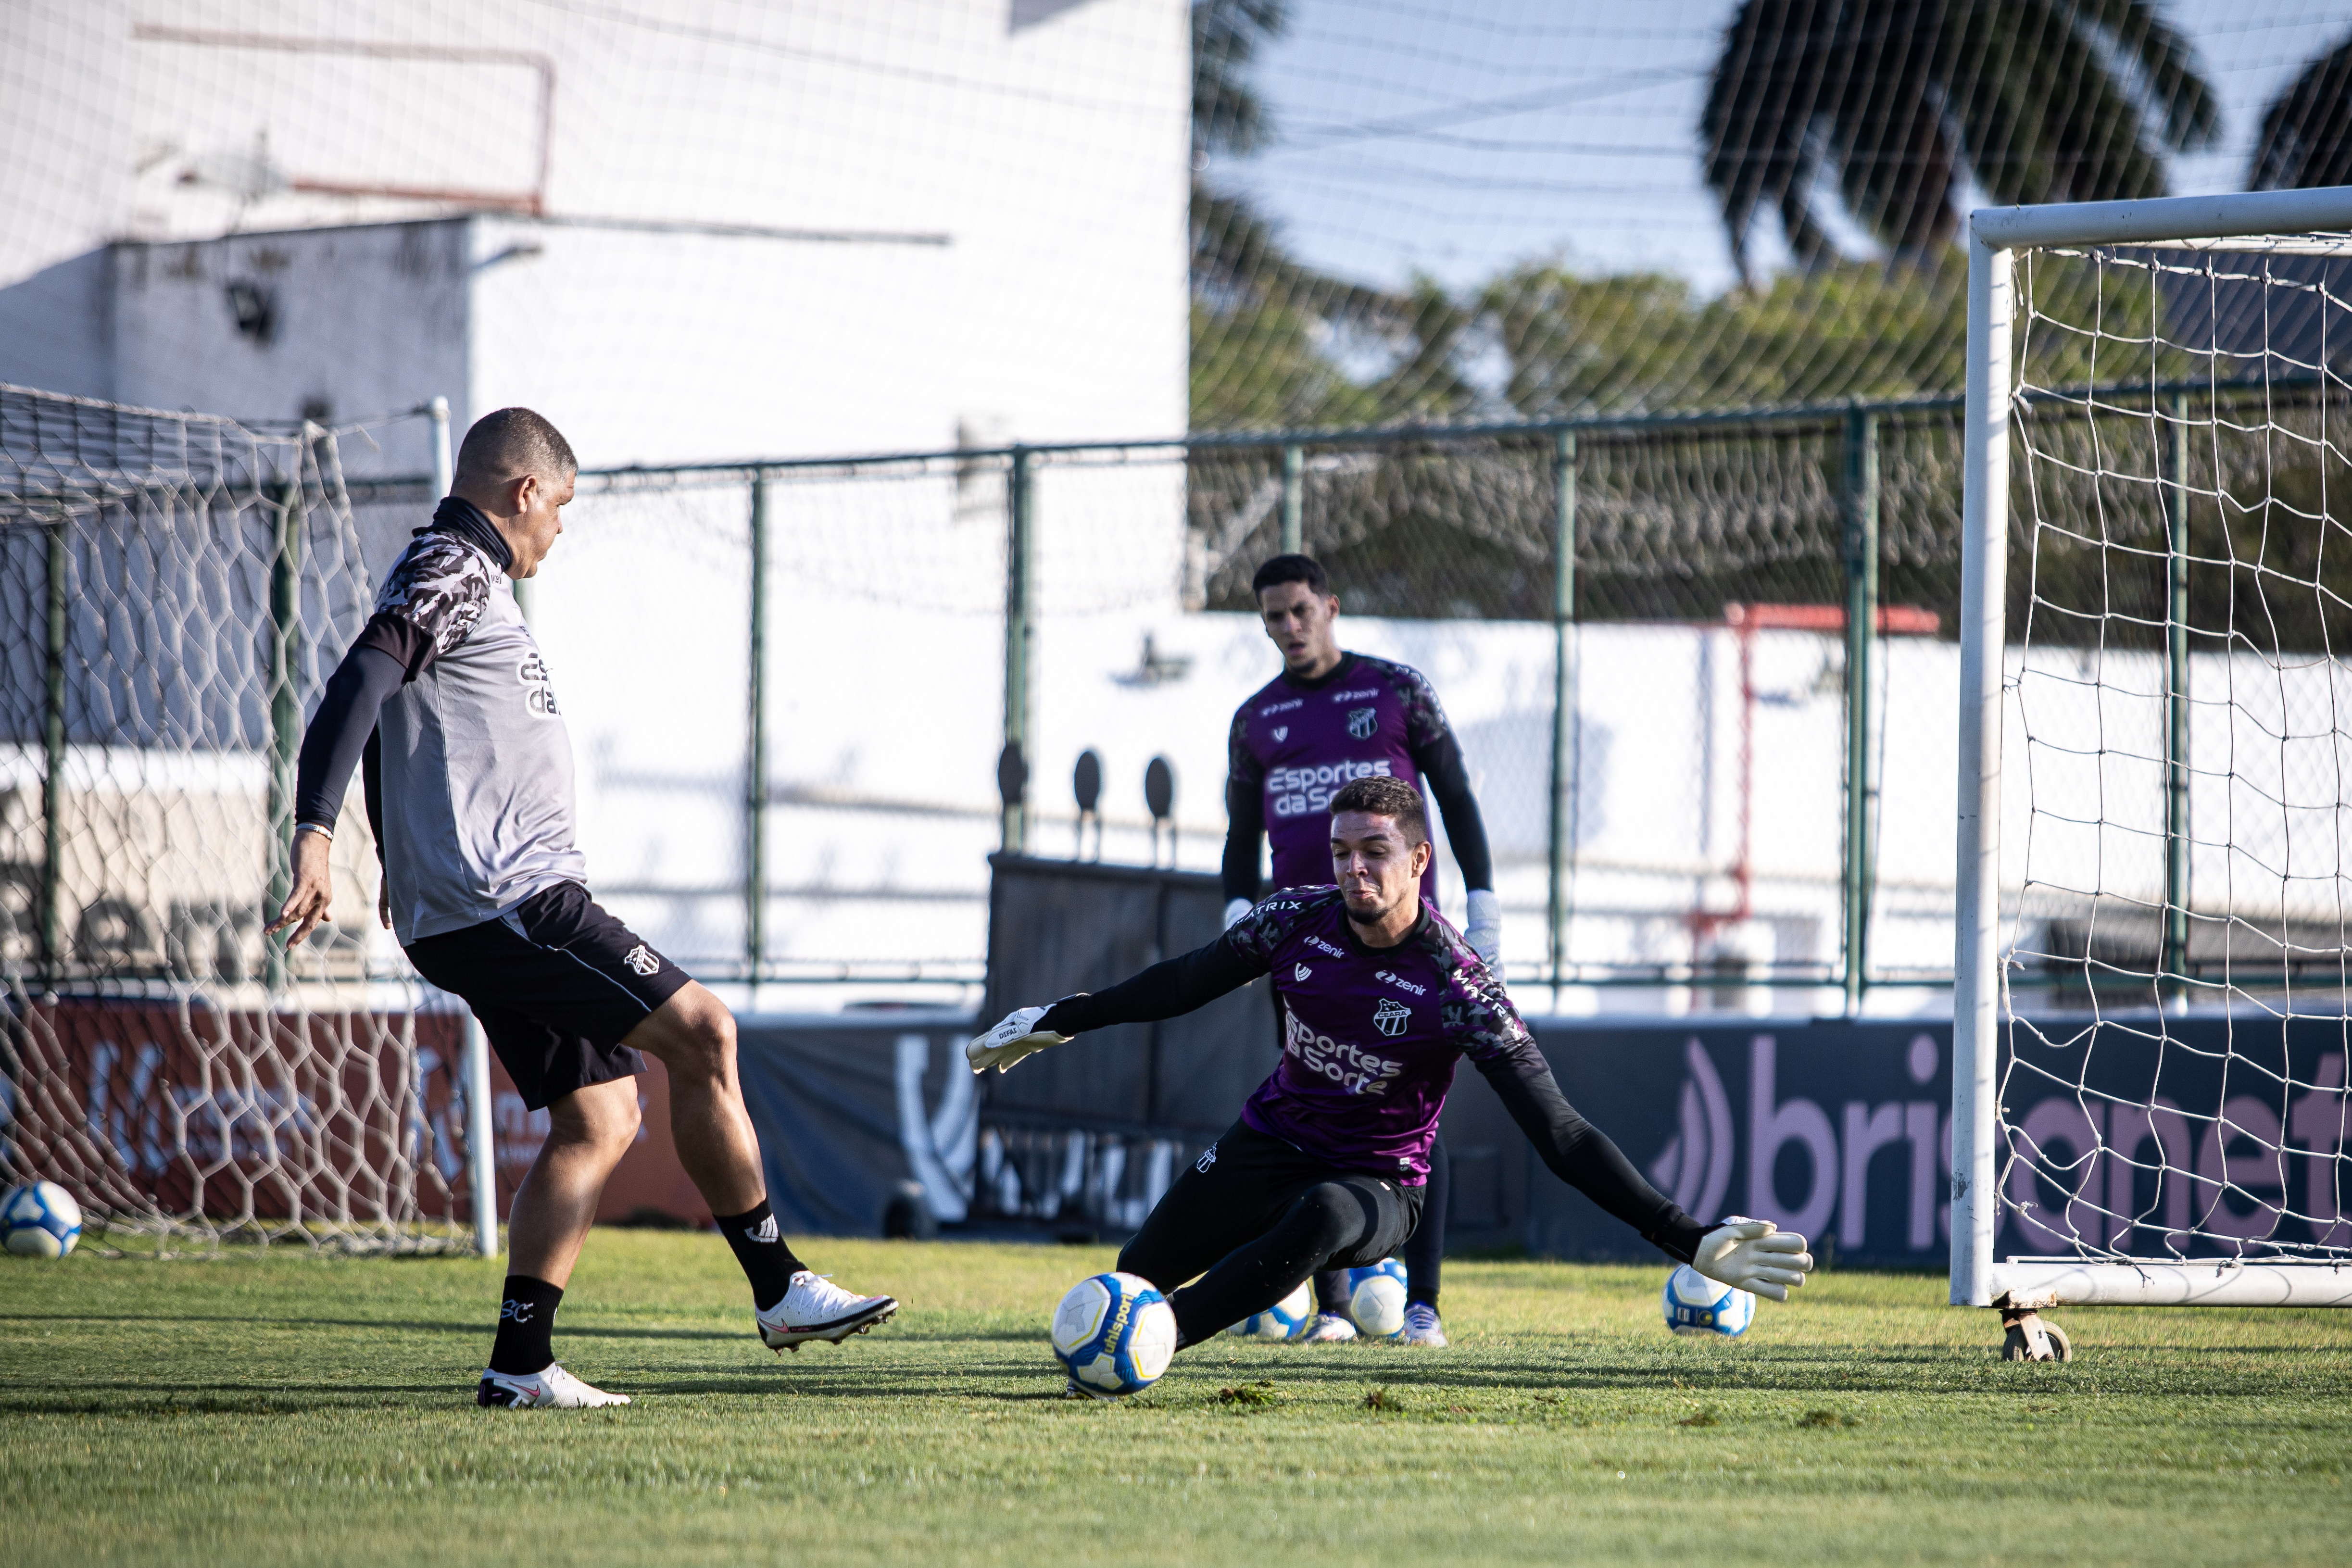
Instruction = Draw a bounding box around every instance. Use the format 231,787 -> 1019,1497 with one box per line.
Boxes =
969,774 -> 1811,1362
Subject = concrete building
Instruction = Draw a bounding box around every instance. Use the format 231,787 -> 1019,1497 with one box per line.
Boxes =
0,0 -> 1190,462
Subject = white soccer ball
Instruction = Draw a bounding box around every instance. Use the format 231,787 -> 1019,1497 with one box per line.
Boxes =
1226,1279 -> 1314,1342
1342,1258 -> 1410,1339
1662,1264 -> 1754,1338
2,1181 -> 83,1258
1050,1271 -> 1177,1398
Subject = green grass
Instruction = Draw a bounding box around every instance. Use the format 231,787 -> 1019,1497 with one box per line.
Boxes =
3,1232 -> 2347,1566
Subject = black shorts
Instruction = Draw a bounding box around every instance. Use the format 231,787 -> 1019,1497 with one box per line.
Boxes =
405,882 -> 692,1111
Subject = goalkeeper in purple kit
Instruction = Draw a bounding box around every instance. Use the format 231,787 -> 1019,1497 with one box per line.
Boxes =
1223,552 -> 1498,1345
970,775 -> 1811,1373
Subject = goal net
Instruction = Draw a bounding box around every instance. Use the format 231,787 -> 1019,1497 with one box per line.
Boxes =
1956,190 -> 2352,1309
0,384 -> 487,1252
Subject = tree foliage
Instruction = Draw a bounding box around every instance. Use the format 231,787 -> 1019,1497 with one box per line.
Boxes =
1700,0 -> 2218,285
2251,29 -> 2352,190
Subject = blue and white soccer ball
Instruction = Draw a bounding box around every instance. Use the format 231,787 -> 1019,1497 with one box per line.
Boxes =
1052,1271 -> 1178,1398
1,1181 -> 82,1258
1662,1264 -> 1754,1338
1226,1279 -> 1314,1342
1342,1257 -> 1410,1340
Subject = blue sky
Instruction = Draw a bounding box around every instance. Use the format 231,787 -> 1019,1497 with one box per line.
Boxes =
1212,0 -> 2352,296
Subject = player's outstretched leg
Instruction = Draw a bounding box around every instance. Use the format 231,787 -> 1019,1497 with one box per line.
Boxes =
623,984 -> 897,1352
481,1077 -> 640,1408
1150,1173 -> 1420,1351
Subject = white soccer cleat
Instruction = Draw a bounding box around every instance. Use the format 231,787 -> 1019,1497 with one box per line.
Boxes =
757,1270 -> 900,1351
1296,1312 -> 1358,1343
1397,1302 -> 1447,1347
476,1363 -> 631,1409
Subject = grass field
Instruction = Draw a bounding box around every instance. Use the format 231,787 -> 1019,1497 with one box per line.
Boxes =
3,1231 -> 2347,1566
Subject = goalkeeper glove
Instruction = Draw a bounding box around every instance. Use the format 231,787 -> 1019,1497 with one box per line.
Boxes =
1463,888 -> 1501,967
966,1005 -> 1072,1075
1224,897 -> 1253,930
1690,1217 -> 1813,1302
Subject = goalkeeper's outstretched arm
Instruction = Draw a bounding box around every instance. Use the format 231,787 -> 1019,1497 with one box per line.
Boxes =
1472,1052 -> 1813,1300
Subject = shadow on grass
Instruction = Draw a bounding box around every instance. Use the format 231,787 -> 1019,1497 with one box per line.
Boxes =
0,1311 -> 743,1343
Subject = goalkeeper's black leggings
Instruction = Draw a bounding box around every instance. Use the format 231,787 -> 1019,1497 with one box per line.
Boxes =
1313,1133 -> 1447,1314
1118,1120 -> 1423,1351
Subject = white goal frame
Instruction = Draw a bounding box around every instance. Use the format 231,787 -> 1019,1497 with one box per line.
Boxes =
1954,186 -> 2352,1312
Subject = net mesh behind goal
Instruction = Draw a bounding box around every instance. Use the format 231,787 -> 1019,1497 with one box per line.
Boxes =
1999,235 -> 2352,1270
0,384 -> 475,1251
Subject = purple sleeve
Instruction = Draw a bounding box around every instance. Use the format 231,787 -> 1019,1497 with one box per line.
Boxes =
1388,662 -> 1453,754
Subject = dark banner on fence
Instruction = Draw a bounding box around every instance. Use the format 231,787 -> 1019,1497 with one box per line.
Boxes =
723,1010 -> 2346,1267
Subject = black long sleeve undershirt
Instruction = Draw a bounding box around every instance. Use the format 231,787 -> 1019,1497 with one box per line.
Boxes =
1038,926 -> 1704,1263
1477,1057 -> 1707,1263
1414,732 -> 1494,892
1221,776 -> 1267,903
291,644 -> 405,830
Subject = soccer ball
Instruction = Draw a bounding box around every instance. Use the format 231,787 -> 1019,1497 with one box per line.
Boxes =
1342,1258 -> 1410,1339
1662,1265 -> 1754,1338
1051,1271 -> 1177,1398
1226,1280 -> 1314,1342
2,1181 -> 82,1258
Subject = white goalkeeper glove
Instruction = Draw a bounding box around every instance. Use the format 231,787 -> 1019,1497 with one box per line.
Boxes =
966,1005 -> 1072,1076
1223,897 -> 1253,930
1463,889 -> 1501,968
1690,1217 -> 1813,1302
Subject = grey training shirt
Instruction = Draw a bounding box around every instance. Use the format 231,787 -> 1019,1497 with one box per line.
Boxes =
368,529 -> 587,943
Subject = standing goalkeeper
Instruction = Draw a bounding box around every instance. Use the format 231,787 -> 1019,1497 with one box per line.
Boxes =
1222,553 -> 1497,1346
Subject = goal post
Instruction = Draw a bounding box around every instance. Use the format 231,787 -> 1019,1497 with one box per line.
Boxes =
1955,188 -> 2352,1314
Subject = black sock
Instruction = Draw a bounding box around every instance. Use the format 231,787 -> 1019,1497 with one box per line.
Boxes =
714,1199 -> 806,1312
1314,1268 -> 1349,1316
488,1275 -> 563,1375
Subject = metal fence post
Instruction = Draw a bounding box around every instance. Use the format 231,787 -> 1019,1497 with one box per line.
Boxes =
1547,430 -> 1578,989
1841,404 -> 1880,1015
265,474 -> 303,993
1280,443 -> 1304,555
747,473 -> 769,990
2162,391 -> 2191,997
40,514 -> 67,982
1002,447 -> 1034,853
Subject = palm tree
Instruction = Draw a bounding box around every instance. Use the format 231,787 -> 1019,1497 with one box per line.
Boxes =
2250,31 -> 2352,190
1701,0 -> 2218,287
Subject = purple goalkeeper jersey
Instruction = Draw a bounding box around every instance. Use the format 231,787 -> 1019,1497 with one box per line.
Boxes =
1222,885 -> 1534,1182
1228,653 -> 1454,902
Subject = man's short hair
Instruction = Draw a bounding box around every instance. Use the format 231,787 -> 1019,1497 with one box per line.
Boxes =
1252,553 -> 1329,599
1331,775 -> 1429,845
454,407 -> 577,487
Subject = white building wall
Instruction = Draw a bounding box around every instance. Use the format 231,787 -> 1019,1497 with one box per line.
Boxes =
0,0 -> 1190,455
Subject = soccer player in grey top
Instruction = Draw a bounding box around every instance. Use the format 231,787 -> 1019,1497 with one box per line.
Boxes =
268,408 -> 897,1408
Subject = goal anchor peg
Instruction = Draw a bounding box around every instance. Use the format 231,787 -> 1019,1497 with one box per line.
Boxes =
1997,1305 -> 2072,1363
